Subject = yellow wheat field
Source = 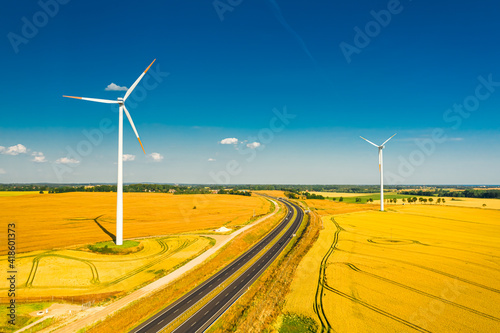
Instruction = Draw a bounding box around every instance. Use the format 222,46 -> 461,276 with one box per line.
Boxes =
376,196 -> 500,210
0,191 -> 39,197
438,197 -> 500,209
286,203 -> 500,332
0,192 -> 270,254
0,236 -> 212,298
254,190 -> 287,198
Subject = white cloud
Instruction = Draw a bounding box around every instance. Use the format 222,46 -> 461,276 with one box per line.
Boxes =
105,83 -> 128,91
31,151 -> 47,163
149,152 -> 164,162
0,168 -> 5,174
220,138 -> 239,145
123,154 -> 136,162
208,158 -> 216,162
0,144 -> 27,155
56,157 -> 80,164
246,142 -> 261,149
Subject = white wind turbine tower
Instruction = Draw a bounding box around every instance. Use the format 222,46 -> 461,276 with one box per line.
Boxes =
360,133 -> 397,212
63,59 -> 155,245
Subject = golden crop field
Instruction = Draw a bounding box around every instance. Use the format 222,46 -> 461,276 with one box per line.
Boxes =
254,190 -> 287,198
0,236 -> 212,299
0,191 -> 38,197
0,192 -> 270,254
285,203 -> 500,332
439,197 -> 500,209
376,196 -> 500,209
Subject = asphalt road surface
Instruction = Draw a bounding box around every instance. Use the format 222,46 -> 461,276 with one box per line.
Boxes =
131,198 -> 304,333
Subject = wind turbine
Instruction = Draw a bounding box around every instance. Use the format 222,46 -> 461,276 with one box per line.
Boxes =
360,133 -> 396,212
63,59 -> 155,245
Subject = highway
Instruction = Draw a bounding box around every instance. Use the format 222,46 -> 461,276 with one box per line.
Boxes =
131,198 -> 304,333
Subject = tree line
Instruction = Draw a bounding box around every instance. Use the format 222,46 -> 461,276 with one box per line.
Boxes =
401,189 -> 500,199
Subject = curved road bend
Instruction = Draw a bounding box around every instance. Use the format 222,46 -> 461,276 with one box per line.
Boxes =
131,198 -> 304,333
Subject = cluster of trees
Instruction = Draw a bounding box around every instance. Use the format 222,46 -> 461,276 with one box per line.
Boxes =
401,189 -> 500,199
284,191 -> 299,199
0,184 -> 51,192
50,185 -> 117,193
218,189 -> 251,196
303,192 -> 325,200
399,197 -> 446,204
283,191 -> 327,200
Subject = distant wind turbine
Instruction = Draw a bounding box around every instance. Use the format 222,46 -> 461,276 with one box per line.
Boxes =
360,133 -> 397,212
63,59 -> 155,245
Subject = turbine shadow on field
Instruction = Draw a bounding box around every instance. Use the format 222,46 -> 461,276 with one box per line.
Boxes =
93,215 -> 116,242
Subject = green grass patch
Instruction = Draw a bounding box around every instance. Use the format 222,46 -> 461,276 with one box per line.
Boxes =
87,240 -> 142,254
25,317 -> 55,333
0,302 -> 53,333
279,313 -> 318,333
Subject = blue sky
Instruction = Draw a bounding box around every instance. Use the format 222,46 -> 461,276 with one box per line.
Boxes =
1,0 -> 499,184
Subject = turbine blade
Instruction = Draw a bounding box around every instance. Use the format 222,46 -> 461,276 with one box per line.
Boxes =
381,133 -> 397,146
360,136 -> 379,148
123,106 -> 145,154
63,95 -> 119,104
123,59 -> 156,101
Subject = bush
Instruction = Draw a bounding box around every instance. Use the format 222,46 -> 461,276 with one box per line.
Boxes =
280,313 -> 318,333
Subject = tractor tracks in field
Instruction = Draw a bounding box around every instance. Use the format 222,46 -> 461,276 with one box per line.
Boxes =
312,216 -> 494,333
322,284 -> 432,333
313,217 -> 343,332
339,262 -> 500,323
25,253 -> 100,287
314,218 -> 431,333
102,238 -> 196,288
337,248 -> 500,295
341,238 -> 500,273
23,237 -> 201,290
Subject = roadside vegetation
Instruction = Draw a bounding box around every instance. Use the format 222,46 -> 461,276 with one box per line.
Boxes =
208,203 -> 321,333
